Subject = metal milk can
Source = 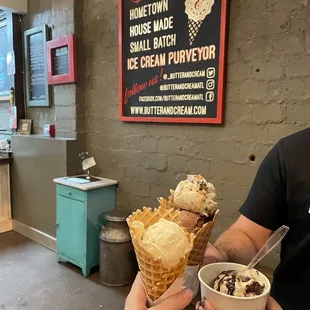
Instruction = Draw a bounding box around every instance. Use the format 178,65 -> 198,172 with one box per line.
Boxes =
99,210 -> 138,286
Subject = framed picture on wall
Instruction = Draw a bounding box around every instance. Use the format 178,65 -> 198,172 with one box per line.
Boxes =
24,25 -> 51,107
18,119 -> 32,135
46,34 -> 77,85
119,0 -> 229,124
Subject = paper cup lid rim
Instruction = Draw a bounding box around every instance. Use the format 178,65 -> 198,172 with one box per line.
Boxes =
198,262 -> 271,301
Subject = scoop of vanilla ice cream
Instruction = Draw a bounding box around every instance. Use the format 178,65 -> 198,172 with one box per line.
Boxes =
173,175 -> 218,215
132,219 -> 190,269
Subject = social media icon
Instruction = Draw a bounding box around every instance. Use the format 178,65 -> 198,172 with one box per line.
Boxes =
206,79 -> 215,90
207,67 -> 216,78
206,92 -> 214,102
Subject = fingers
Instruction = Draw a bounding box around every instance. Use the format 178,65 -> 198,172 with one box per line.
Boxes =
152,289 -> 193,310
266,296 -> 283,310
196,298 -> 215,310
125,274 -> 147,310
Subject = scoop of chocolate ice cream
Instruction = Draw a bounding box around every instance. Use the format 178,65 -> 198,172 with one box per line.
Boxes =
178,210 -> 207,233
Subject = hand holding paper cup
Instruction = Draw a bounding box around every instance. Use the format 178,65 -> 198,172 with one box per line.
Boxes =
197,226 -> 289,309
198,262 -> 271,310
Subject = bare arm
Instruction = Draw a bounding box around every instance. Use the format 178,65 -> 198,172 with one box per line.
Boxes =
204,215 -> 272,265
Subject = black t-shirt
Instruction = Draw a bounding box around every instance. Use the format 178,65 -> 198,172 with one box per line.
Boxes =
239,128 -> 310,310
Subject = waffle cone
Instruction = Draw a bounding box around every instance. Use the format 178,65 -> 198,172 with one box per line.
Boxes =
188,210 -> 218,266
127,207 -> 194,301
188,19 -> 203,45
159,191 -> 219,266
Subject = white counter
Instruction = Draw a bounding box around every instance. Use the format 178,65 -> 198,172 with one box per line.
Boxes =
53,175 -> 118,191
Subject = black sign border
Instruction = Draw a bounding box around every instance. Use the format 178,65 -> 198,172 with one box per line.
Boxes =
119,0 -> 229,124
24,25 -> 51,107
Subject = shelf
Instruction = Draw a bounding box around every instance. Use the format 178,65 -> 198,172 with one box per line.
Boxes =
0,131 -> 15,136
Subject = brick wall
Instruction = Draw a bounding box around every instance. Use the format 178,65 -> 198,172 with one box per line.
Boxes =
82,0 -> 310,268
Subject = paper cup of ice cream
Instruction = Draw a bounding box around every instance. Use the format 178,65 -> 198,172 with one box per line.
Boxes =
198,262 -> 271,310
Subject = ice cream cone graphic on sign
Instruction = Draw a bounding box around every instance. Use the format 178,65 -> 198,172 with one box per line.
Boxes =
185,0 -> 215,45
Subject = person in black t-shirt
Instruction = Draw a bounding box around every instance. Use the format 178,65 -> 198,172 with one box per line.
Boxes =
204,128 -> 310,310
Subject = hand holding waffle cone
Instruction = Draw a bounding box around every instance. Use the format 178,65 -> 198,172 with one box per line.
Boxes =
127,175 -> 218,303
127,206 -> 195,303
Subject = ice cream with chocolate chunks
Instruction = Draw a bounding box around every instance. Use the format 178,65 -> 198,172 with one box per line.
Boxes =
213,269 -> 266,297
172,175 -> 218,233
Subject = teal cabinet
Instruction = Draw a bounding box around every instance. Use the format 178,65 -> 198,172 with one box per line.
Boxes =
54,177 -> 118,277
56,196 -> 85,266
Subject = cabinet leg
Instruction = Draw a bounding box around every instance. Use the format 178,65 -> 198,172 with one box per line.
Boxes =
57,255 -> 62,263
82,266 -> 91,278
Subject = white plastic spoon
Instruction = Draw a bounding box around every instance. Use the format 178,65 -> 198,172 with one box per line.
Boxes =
243,224 -> 290,273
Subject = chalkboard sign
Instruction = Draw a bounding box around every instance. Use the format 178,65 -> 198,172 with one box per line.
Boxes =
53,46 -> 69,76
29,32 -> 46,100
24,25 -> 50,107
0,17 -> 13,100
119,0 -> 228,124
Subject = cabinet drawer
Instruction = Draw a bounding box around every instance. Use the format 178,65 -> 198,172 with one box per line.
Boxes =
57,184 -> 85,202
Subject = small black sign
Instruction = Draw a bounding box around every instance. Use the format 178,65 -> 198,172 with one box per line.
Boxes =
52,46 -> 69,76
119,0 -> 228,124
